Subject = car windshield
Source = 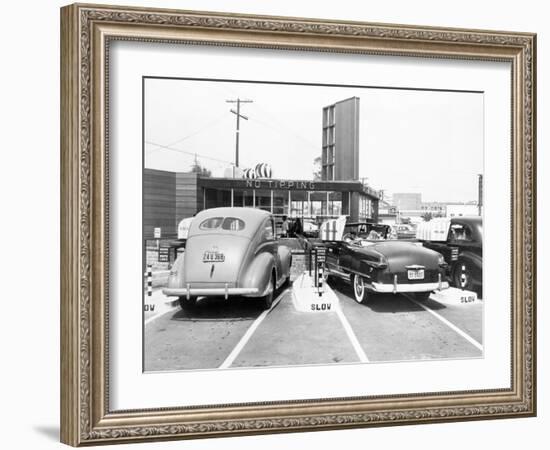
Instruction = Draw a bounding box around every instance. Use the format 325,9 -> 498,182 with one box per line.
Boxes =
345,224 -> 388,240
353,240 -> 377,247
199,217 -> 246,231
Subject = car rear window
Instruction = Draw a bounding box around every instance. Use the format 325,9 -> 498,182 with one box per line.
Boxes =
199,217 -> 245,231
222,217 -> 246,231
199,217 -> 223,229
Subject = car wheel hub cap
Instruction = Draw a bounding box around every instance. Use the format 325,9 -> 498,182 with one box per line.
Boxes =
354,276 -> 364,301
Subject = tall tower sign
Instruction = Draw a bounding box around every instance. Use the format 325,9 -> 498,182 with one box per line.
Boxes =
321,97 -> 360,181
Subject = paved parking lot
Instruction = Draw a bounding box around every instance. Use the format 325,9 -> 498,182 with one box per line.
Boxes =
144,278 -> 483,371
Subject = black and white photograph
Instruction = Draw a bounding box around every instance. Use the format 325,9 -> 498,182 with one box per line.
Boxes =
0,0 -> 544,447
142,77 -> 484,372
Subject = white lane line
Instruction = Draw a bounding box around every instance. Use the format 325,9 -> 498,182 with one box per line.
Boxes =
407,296 -> 483,352
219,290 -> 287,369
335,305 -> 369,363
144,305 -> 179,326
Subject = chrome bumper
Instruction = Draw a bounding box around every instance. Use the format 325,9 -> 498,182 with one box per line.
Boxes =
371,280 -> 449,294
162,286 -> 260,300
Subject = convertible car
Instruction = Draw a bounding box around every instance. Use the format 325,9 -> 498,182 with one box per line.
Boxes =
319,217 -> 449,304
163,207 -> 292,310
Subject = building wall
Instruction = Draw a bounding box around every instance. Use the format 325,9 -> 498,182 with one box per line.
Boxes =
446,203 -> 480,218
143,168 -> 176,239
176,172 -> 201,226
420,202 -> 447,217
393,193 -> 422,211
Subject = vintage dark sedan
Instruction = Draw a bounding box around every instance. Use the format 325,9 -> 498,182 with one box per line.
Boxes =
163,207 -> 292,310
319,218 -> 449,304
417,216 -> 482,293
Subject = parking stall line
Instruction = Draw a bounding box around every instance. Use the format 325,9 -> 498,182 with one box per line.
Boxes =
335,306 -> 369,363
407,296 -> 483,352
144,305 -> 179,326
219,290 -> 287,369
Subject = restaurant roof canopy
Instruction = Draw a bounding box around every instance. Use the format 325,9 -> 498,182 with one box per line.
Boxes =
197,176 -> 380,200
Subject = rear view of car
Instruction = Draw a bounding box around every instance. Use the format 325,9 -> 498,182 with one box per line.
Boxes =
163,207 -> 292,310
183,216 -> 249,288
320,216 -> 449,304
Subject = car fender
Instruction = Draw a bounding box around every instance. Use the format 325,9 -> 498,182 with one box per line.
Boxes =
453,251 -> 482,285
456,250 -> 482,270
240,252 -> 276,297
277,245 -> 292,279
167,252 -> 186,288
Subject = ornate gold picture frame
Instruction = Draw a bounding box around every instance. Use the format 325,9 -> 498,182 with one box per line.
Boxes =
60,3 -> 536,446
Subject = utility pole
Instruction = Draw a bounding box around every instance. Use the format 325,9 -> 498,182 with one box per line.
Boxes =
477,173 -> 483,216
226,98 -> 253,168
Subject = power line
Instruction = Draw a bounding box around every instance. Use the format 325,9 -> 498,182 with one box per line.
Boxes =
145,113 -> 229,155
248,115 -> 319,152
145,140 -> 233,165
250,102 -> 319,150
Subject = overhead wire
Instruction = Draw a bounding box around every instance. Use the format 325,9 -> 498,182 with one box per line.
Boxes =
145,112 -> 230,155
249,102 -> 320,151
145,141 -> 234,165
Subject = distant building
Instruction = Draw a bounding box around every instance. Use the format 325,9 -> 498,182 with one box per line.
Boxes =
378,199 -> 398,224
390,193 -> 478,223
393,193 -> 422,211
420,202 -> 447,217
321,97 -> 360,181
446,203 -> 480,218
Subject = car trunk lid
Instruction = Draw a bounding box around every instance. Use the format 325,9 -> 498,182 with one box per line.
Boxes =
183,234 -> 251,286
370,241 -> 440,282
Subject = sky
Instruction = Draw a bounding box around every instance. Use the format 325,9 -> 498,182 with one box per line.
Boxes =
144,78 -> 484,203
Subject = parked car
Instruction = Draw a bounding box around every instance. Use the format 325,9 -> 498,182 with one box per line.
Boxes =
319,217 -> 449,304
416,216 -> 482,293
392,223 -> 416,240
168,216 -> 194,251
163,207 -> 292,310
302,219 -> 319,238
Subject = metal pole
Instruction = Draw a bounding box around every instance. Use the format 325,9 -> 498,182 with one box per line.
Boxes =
227,98 -> 253,168
146,264 -> 152,297
314,249 -> 318,287
235,100 -> 240,167
318,261 -> 324,297
477,174 -> 483,216
288,190 -> 291,216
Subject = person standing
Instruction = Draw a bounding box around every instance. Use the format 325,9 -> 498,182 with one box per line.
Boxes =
281,215 -> 289,238
293,217 -> 303,237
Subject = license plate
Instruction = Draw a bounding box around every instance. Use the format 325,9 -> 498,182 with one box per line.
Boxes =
408,269 -> 424,280
203,251 -> 225,262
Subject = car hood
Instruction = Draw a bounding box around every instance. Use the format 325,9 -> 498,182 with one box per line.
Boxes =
184,234 -> 251,285
359,241 -> 440,271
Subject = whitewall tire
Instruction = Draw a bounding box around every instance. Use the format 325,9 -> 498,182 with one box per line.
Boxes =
352,274 -> 369,304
